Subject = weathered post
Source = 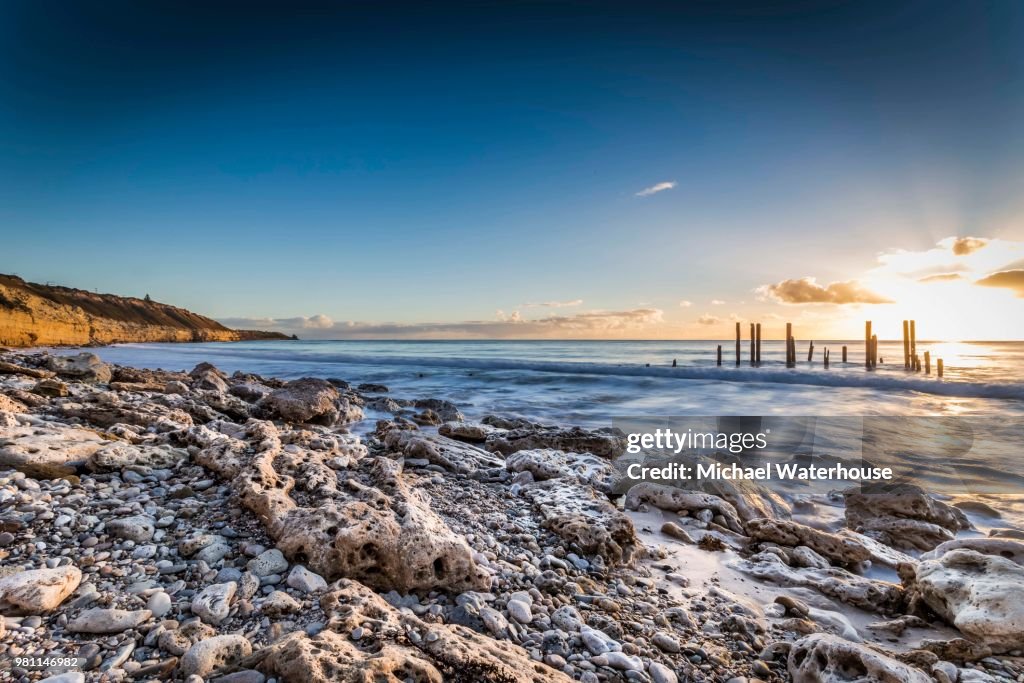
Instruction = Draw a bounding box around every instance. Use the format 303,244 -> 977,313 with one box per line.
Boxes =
786,323 -> 793,367
842,345 -> 847,363
735,322 -> 741,367
865,321 -> 872,370
824,348 -> 830,368
937,358 -> 943,377
903,320 -> 910,369
924,351 -> 931,374
755,323 -> 761,365
807,341 -> 814,362
717,345 -> 722,366
750,323 -> 755,366
871,335 -> 878,368
910,320 -> 916,359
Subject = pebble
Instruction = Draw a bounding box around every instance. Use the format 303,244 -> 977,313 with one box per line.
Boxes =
247,549 -> 288,577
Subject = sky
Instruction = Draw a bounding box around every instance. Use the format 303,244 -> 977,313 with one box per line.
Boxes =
2,0 -> 1023,340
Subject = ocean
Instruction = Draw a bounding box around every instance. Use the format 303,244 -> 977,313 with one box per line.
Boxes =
92,339 -> 1024,425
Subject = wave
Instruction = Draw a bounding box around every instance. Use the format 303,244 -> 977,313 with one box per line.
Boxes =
118,344 -> 1024,401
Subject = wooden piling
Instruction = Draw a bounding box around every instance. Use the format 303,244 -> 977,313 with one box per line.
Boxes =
937,358 -> 943,377
865,321 -> 872,369
717,344 -> 722,366
842,345 -> 847,363
735,322 -> 741,367
824,348 -> 830,369
924,351 -> 931,374
755,323 -> 761,365
910,320 -> 916,359
750,323 -> 755,366
903,320 -> 910,369
786,323 -> 793,367
871,335 -> 878,368
807,341 -> 814,362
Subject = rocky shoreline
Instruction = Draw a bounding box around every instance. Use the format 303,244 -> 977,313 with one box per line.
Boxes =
1,349 -> 1023,683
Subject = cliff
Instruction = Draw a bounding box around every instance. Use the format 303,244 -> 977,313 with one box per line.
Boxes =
0,274 -> 293,347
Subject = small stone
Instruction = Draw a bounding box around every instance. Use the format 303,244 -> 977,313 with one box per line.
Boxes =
180,634 -> 252,678
286,565 -> 327,593
67,608 -> 151,633
247,549 -> 288,577
653,632 -> 681,653
148,591 -> 173,618
106,515 -> 155,542
261,590 -> 300,616
0,566 -> 82,613
507,598 -> 533,624
192,582 -> 236,625
649,662 -> 679,683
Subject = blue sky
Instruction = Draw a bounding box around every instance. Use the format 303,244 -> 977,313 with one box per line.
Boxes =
2,1 -> 1023,338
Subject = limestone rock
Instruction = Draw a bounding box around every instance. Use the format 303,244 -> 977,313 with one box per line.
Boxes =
190,420 -> 489,594
181,635 -> 253,678
32,378 -> 68,397
0,566 -> 82,613
87,442 -> 186,472
47,353 -> 112,383
0,422 -> 110,478
67,607 -> 152,633
106,514 -> 155,542
915,549 -> 1024,653
486,425 -> 626,458
506,448 -> 617,492
261,590 -> 300,616
286,565 -> 328,593
246,579 -> 573,683
192,582 -> 236,625
747,518 -> 871,566
921,538 -> 1024,566
258,378 -> 341,425
845,483 -> 970,551
0,394 -> 28,413
623,483 -> 744,533
729,551 -> 903,613
788,633 -> 931,683
524,480 -> 637,566
438,421 -> 503,443
380,425 -> 504,474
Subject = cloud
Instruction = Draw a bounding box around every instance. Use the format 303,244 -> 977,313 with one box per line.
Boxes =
975,270 -> 1024,296
757,277 -> 894,305
635,181 -> 676,197
220,308 -> 664,339
711,299 -> 726,305
519,299 -> 583,308
696,314 -> 721,325
951,236 -> 988,256
678,300 -> 692,308
918,273 -> 964,283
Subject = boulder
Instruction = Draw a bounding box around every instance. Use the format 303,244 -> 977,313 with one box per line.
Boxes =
189,420 -> 490,594
524,480 -> 637,566
380,425 -> 504,474
190,362 -> 229,392
788,633 -> 931,682
438,421 -> 504,443
46,353 -> 112,383
915,549 -> 1024,653
623,483 -> 744,533
486,425 -> 626,458
747,518 -> 872,566
0,566 -> 81,613
258,378 -> 341,425
181,634 -> 253,678
845,483 -> 970,551
506,448 -> 617,492
32,378 -> 68,397
246,579 -> 573,683
921,538 -> 1024,566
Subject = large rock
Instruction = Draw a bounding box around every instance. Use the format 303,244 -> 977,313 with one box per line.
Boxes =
788,633 -> 931,682
258,378 -> 343,425
0,566 -> 81,613
506,448 -> 617,492
915,549 -> 1024,653
524,480 -> 637,566
747,518 -> 872,566
623,483 -> 744,533
845,483 -> 970,551
46,353 -> 112,383
729,551 -> 903,613
246,579 -> 573,683
380,425 -> 504,474
190,362 -> 229,392
0,422 -> 111,478
921,538 -> 1024,566
486,425 -> 627,458
189,420 -> 489,594
181,634 -> 253,678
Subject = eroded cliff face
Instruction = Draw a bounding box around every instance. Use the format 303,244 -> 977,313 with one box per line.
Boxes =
0,274 -> 287,347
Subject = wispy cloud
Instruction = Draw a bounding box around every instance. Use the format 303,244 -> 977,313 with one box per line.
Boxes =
519,299 -> 583,308
756,277 -> 893,305
918,273 -> 964,283
635,181 -> 676,197
711,299 -> 726,305
678,300 -> 692,308
951,236 -> 988,256
220,308 -> 664,340
696,314 -> 721,325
